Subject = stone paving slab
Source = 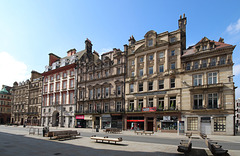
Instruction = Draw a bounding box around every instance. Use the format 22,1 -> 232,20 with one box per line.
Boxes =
1,125 -> 240,156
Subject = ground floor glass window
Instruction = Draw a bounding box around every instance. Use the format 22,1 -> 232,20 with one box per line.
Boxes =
187,117 -> 198,131
214,117 -> 226,132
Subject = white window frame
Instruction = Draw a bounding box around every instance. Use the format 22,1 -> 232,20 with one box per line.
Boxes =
193,74 -> 202,86
208,72 -> 218,84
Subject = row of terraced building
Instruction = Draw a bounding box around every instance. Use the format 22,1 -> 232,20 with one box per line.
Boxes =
11,14 -> 237,135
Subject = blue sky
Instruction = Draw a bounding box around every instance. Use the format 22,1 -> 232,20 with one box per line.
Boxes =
0,0 -> 240,99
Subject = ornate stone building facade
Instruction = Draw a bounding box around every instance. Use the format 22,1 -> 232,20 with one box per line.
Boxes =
11,81 -> 29,125
0,85 -> 12,124
11,71 -> 42,125
75,39 -> 126,129
124,14 -> 187,132
27,71 -> 42,126
42,49 -> 80,128
181,37 -> 236,135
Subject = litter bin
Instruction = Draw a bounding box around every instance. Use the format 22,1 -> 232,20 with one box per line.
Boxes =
96,126 -> 99,132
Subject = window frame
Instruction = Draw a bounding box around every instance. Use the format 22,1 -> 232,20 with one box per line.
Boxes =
159,64 -> 164,73
193,74 -> 203,86
148,81 -> 153,91
208,72 -> 218,84
170,78 -> 175,88
139,83 -> 143,92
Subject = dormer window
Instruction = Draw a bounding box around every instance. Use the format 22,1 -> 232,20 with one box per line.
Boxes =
210,44 -> 214,49
148,39 -> 153,47
202,45 -> 207,51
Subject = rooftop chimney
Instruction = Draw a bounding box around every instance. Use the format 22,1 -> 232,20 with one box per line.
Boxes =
49,53 -> 60,66
67,48 -> 77,56
85,38 -> 92,54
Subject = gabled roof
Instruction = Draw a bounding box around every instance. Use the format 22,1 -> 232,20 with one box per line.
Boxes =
182,37 -> 233,57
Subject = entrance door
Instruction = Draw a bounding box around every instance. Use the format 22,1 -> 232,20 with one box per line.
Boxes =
21,118 -> 24,125
52,111 -> 59,127
201,122 -> 211,135
147,122 -> 153,131
95,117 -> 100,128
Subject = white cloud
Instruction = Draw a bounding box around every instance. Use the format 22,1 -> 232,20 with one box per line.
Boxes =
0,52 -> 30,87
233,64 -> 240,76
226,18 -> 240,34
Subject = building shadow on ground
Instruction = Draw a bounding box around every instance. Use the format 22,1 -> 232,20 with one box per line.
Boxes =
0,131 -> 184,156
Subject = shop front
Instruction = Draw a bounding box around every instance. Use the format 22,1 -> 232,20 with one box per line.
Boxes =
111,114 -> 123,129
101,114 -> 111,129
75,115 -> 85,128
157,115 -> 178,133
127,116 -> 144,130
85,115 -> 93,128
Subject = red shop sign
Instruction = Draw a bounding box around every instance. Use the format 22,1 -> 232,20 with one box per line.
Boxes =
76,115 -> 84,119
142,107 -> 157,112
127,120 -> 144,122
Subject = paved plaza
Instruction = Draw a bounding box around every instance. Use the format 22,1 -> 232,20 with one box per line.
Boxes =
0,125 -> 240,156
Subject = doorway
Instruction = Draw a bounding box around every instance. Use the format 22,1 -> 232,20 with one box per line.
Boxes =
147,122 -> 153,131
52,111 -> 59,127
201,122 -> 211,135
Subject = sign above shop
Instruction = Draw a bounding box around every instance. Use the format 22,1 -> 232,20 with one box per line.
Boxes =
76,115 -> 84,120
163,116 -> 171,121
135,91 -> 166,97
142,107 -> 157,112
84,115 -> 92,120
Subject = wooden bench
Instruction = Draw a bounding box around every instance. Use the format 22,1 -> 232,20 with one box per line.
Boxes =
185,132 -> 192,138
103,128 -> 122,133
144,131 -> 154,135
90,135 -> 123,144
134,131 -> 154,135
135,130 -> 144,135
46,130 -> 80,140
177,138 -> 192,154
206,139 -> 228,156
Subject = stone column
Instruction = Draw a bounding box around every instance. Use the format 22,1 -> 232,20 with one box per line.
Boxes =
153,115 -> 157,132
144,115 -> 147,131
143,96 -> 147,107
135,57 -> 138,77
100,116 -> 102,129
164,49 -> 168,71
154,95 -> 157,107
143,55 -> 147,76
165,95 -> 169,110
153,52 -> 157,75
92,116 -> 95,129
125,100 -> 129,112
134,97 -> 137,111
